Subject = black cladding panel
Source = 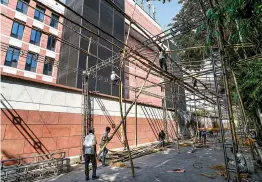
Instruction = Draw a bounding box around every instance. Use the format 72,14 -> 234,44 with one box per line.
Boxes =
59,0 -> 125,97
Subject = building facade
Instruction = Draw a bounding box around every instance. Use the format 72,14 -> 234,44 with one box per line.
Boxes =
0,0 -> 64,83
124,0 -> 163,106
1,0 -> 180,162
57,0 -> 163,106
57,0 -> 125,97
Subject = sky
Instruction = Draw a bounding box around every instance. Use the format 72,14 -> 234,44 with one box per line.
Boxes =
151,0 -> 182,30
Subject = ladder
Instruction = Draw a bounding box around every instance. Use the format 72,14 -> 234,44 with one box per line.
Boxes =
95,98 -> 124,146
211,51 -> 240,181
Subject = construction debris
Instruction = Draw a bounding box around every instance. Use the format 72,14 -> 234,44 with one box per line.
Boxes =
108,142 -> 169,164
200,173 -> 217,179
240,173 -> 249,178
110,162 -> 128,168
215,170 -> 227,179
167,168 -> 185,173
209,164 -> 227,179
179,143 -> 192,147
209,164 -> 226,171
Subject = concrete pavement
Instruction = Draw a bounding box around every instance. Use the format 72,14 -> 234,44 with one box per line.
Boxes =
40,144 -> 227,182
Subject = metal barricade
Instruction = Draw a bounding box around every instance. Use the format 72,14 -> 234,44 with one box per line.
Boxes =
1,152 -> 70,182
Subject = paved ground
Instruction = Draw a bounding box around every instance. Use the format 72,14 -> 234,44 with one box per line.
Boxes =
40,143 -> 228,182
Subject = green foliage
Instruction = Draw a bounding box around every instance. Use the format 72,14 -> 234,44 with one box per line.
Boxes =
235,60 -> 262,118
168,0 -> 262,129
204,0 -> 262,49
168,0 -> 210,70
204,0 -> 262,124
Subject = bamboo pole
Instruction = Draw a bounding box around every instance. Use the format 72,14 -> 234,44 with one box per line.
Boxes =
231,70 -> 248,132
118,1 -> 138,176
119,80 -> 135,176
166,43 -> 255,53
97,54 -> 159,159
210,0 -> 240,180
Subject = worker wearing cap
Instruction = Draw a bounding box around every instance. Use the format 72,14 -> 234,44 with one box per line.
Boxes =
83,128 -> 99,181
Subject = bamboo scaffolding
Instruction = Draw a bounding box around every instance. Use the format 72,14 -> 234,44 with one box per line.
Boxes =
96,53 -> 159,170
118,2 -> 138,176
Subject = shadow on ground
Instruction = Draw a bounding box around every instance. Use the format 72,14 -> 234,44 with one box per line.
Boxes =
39,143 -> 227,182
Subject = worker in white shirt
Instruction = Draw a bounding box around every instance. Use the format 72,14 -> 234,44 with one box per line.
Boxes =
110,71 -> 120,85
83,128 -> 99,181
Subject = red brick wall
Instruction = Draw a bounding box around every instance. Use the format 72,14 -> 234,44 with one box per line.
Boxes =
126,36 -> 162,106
0,1 -> 63,82
1,109 -> 177,160
125,0 -> 161,36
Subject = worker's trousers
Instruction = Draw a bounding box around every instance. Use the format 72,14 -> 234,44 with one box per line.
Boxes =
202,134 -> 206,145
160,139 -> 165,147
100,147 -> 108,165
84,154 -> 97,178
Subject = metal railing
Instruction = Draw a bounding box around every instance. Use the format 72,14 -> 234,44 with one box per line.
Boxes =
1,152 -> 70,182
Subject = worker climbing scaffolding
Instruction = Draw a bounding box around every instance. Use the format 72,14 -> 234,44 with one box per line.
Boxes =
159,50 -> 168,71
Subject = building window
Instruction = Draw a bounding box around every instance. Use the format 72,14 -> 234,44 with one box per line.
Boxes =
46,36 -> 56,51
1,0 -> 8,5
34,5 -> 45,22
4,47 -> 20,68
30,29 -> 41,46
25,52 -> 37,72
50,13 -> 59,29
16,0 -> 29,14
43,58 -> 54,76
11,21 -> 25,40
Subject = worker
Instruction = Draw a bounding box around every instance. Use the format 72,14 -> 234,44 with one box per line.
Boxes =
198,130 -> 202,141
83,128 -> 99,181
110,71 -> 120,85
99,127 -> 111,166
193,78 -> 197,88
209,130 -> 214,137
159,51 -> 167,71
201,129 -> 207,145
227,147 -> 248,173
158,130 -> 166,147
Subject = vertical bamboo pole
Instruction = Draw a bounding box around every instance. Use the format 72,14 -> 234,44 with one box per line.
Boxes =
118,0 -> 138,177
210,0 -> 240,180
81,37 -> 92,159
119,55 -> 134,176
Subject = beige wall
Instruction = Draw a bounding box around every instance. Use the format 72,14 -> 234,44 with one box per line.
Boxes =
1,75 -> 178,161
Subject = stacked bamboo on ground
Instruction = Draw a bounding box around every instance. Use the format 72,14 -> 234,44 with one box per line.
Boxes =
108,142 -> 167,163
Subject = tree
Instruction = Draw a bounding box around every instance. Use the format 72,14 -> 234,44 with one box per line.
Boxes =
167,0 -> 262,139
168,0 -> 211,70
203,0 -> 262,139
234,60 -> 262,139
